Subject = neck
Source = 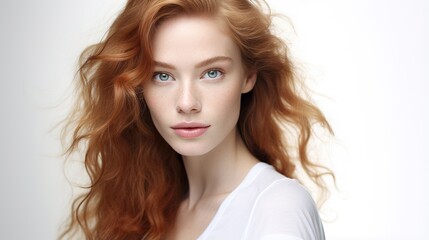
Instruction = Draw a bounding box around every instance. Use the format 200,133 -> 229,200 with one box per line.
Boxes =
181,129 -> 258,208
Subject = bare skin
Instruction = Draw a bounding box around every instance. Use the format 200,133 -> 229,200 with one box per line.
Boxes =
166,133 -> 258,239
142,15 -> 258,239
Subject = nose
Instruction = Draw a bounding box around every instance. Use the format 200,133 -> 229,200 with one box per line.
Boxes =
176,82 -> 201,114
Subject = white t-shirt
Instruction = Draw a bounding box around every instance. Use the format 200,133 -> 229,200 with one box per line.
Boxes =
197,162 -> 325,240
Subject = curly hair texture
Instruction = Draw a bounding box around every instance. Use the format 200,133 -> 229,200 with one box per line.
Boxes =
61,0 -> 334,239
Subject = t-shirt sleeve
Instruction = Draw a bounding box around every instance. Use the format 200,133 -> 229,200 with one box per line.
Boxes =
242,179 -> 325,240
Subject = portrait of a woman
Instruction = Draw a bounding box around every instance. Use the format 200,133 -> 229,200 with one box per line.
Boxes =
60,0 -> 332,239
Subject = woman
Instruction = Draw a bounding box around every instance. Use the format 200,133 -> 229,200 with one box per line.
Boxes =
61,0 -> 333,239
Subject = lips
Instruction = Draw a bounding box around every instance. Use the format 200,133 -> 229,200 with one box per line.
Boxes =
171,122 -> 210,138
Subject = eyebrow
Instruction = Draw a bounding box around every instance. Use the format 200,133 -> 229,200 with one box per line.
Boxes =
154,56 -> 233,69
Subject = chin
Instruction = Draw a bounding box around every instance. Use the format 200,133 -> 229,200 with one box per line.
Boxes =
173,148 -> 212,157
170,142 -> 214,157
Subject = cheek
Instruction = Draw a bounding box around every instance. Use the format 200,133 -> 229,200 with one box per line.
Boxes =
143,91 -> 166,121
211,86 -> 242,120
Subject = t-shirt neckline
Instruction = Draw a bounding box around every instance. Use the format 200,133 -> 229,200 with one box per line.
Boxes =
197,162 -> 271,239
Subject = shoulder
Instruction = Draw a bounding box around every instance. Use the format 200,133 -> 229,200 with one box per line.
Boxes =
257,177 -> 317,213
247,163 -> 317,211
242,164 -> 325,240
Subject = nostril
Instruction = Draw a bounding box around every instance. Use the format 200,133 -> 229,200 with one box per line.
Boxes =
176,86 -> 201,113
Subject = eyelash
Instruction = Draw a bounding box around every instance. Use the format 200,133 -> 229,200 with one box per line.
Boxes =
201,68 -> 224,80
153,72 -> 174,82
152,68 -> 225,82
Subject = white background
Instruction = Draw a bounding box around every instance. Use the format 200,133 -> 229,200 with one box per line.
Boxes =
0,0 -> 428,239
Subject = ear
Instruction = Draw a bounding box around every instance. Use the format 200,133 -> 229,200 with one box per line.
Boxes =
241,71 -> 257,93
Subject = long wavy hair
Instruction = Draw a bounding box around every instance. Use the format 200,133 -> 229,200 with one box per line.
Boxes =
61,0 -> 334,239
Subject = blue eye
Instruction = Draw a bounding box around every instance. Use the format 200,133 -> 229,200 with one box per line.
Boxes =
202,69 -> 223,80
153,72 -> 173,82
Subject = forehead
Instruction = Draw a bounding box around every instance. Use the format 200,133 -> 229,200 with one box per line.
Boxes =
152,15 -> 241,65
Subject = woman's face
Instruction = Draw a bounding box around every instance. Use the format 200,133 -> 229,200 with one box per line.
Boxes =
143,15 -> 255,157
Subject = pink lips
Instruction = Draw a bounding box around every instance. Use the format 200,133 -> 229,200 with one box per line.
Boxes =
171,122 -> 210,138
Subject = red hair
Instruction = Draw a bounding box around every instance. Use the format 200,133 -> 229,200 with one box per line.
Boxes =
61,0 -> 333,239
